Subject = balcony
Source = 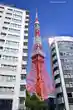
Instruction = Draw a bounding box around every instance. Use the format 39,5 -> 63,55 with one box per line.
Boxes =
0,69 -> 17,75
0,59 -> 18,65
6,36 -> 20,42
2,50 -> 18,57
0,88 -> 14,99
24,28 -> 28,31
20,79 -> 26,85
26,14 -> 29,17
24,33 -> 28,37
19,91 -> 26,97
21,69 -> 26,74
22,61 -> 27,65
53,63 -> 58,69
0,81 -> 15,87
56,87 -> 62,93
25,23 -> 28,26
54,70 -> 59,77
24,39 -> 28,42
0,35 -> 5,40
23,53 -> 28,56
0,41 -> 4,47
5,43 -> 19,49
23,45 -> 28,49
0,94 -> 13,99
57,97 -> 64,104
19,104 -> 26,110
52,55 -> 57,61
55,78 -> 60,84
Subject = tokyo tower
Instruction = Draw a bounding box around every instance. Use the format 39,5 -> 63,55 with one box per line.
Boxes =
26,10 -> 54,100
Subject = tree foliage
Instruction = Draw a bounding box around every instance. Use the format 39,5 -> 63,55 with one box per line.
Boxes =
25,90 -> 49,110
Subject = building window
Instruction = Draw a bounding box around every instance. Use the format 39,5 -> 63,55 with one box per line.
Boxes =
1,64 -> 17,71
0,11 -> 3,13
13,14 -> 22,19
53,66 -> 58,72
12,18 -> 21,23
0,54 -> 1,58
57,93 -> 63,98
0,87 -> 14,94
14,10 -> 23,14
23,42 -> 28,46
22,64 -> 26,70
54,74 -> 60,80
52,47 -> 55,52
0,75 -> 16,82
21,74 -> 26,80
67,93 -> 72,97
0,46 -> 3,50
2,26 -> 8,30
23,49 -> 28,53
65,83 -> 70,88
52,53 -> 56,58
22,56 -> 27,61
6,40 -> 19,47
53,59 -> 57,64
7,8 -> 13,11
1,32 -> 6,36
6,12 -> 12,15
9,28 -> 20,34
20,85 -> 25,91
0,39 -> 5,45
5,17 -> 11,20
10,23 -> 21,28
24,30 -> 28,34
26,16 -> 29,19
19,97 -> 25,104
25,25 -> 28,28
4,21 -> 10,24
2,55 -> 18,62
70,47 -> 73,49
26,11 -> 29,15
0,6 -> 4,9
4,47 -> 18,53
25,20 -> 29,23
60,52 -> 63,56
6,41 -> 13,44
51,43 -> 55,48
68,98 -> 73,104
24,36 -> 28,39
0,39 -> 5,42
7,34 -> 20,39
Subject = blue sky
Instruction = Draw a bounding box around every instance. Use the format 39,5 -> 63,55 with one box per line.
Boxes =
1,0 -> 73,77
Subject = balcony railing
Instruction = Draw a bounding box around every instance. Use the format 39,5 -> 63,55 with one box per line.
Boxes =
55,78 -> 60,84
18,104 -> 26,110
0,90 -> 14,95
19,91 -> 26,97
57,97 -> 64,104
56,87 -> 62,93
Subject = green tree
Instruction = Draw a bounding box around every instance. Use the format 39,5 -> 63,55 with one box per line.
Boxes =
25,90 -> 50,110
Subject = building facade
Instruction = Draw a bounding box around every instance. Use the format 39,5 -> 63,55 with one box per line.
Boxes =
0,4 -> 29,110
48,36 -> 73,110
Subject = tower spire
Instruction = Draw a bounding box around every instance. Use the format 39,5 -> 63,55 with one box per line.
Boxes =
32,9 -> 45,57
36,8 -> 38,19
35,8 -> 39,23
35,9 -> 40,37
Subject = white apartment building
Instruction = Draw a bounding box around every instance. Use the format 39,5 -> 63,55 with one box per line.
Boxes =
48,36 -> 73,110
0,4 -> 29,110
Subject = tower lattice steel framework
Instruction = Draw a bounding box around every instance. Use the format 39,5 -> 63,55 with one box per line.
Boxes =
26,10 -> 55,100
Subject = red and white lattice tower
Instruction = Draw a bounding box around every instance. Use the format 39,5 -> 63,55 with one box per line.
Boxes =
26,10 -> 55,100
